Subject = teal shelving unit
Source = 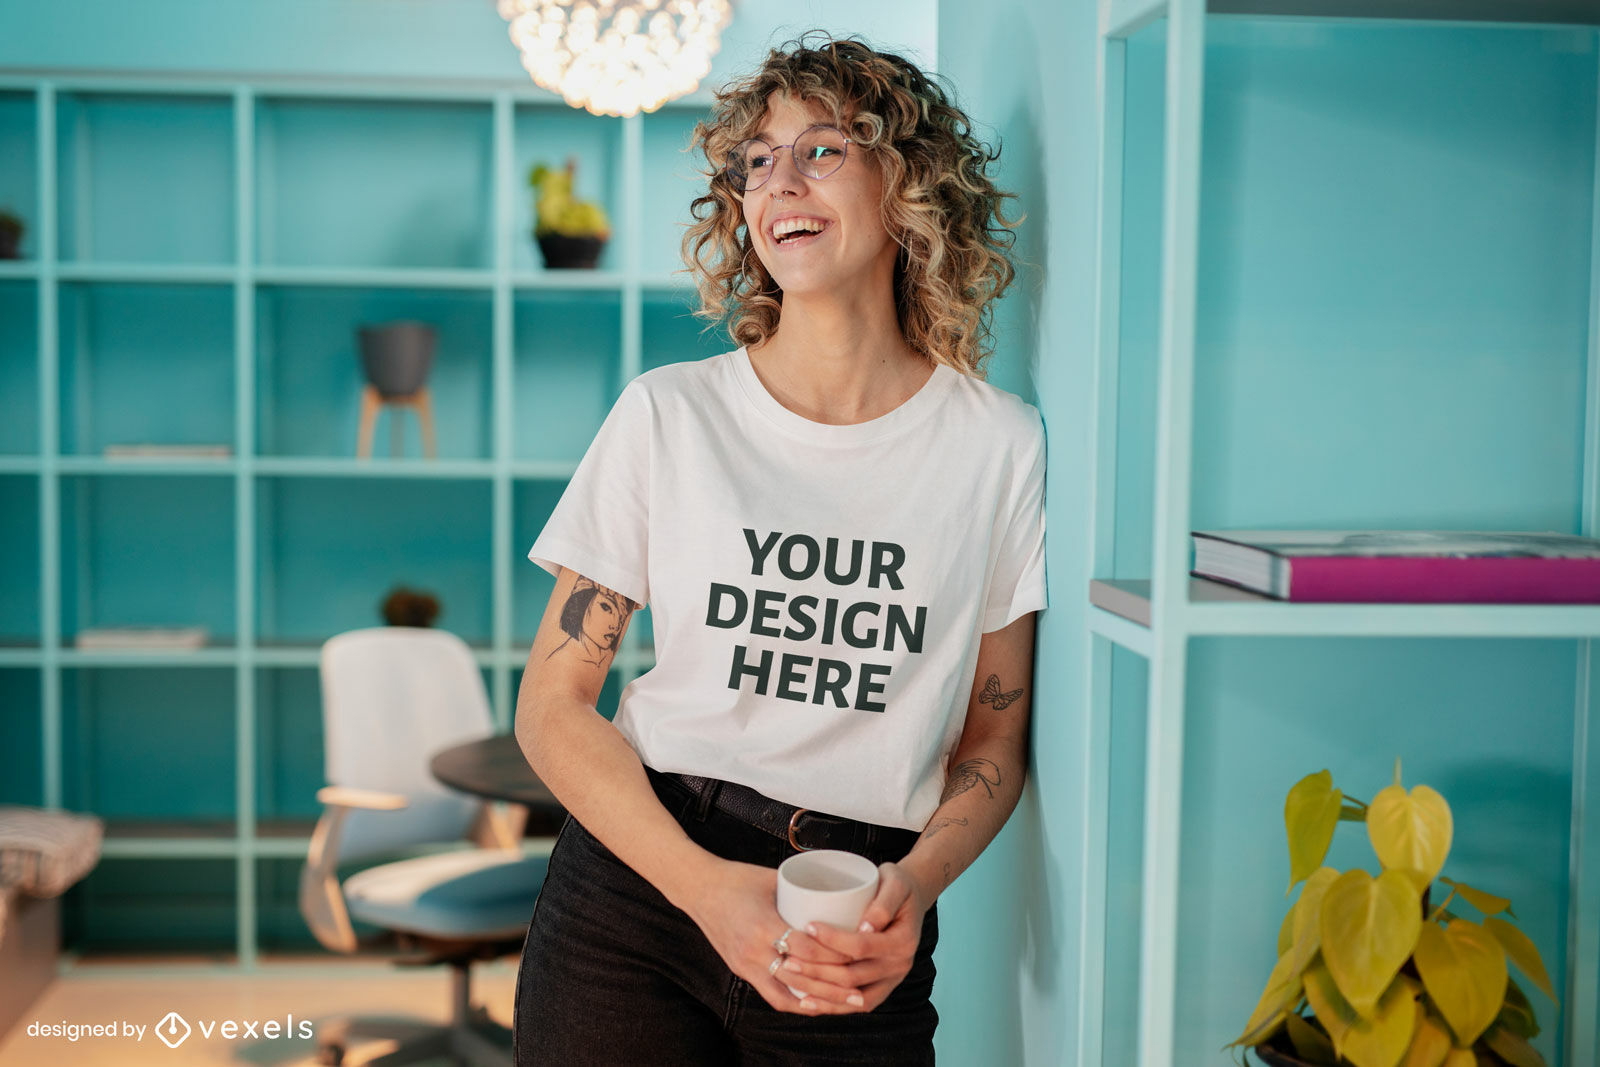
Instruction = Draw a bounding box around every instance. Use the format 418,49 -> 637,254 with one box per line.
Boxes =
0,72 -> 714,966
1083,2 -> 1600,1065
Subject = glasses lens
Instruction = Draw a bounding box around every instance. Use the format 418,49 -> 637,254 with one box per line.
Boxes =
794,127 -> 848,179
728,139 -> 774,191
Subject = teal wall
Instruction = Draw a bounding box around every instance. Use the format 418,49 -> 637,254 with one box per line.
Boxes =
934,3 -> 1099,1063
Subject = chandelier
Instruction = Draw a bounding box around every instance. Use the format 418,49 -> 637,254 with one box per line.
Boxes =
498,0 -> 734,118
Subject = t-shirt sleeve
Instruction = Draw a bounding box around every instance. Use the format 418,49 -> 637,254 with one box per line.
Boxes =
981,408 -> 1048,633
527,380 -> 651,608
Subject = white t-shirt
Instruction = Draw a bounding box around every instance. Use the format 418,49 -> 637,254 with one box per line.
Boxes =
529,347 -> 1046,830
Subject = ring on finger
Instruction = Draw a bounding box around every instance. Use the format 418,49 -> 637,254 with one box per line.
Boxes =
771,927 -> 793,955
768,955 -> 786,977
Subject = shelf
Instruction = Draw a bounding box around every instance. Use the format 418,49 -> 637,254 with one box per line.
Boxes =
1090,577 -> 1600,638
0,667 -> 43,806
1209,0 -> 1600,24
58,647 -> 240,667
100,822 -> 243,859
58,281 -> 236,456
55,263 -> 236,284
253,266 -> 494,290
58,456 -> 236,475
512,103 -> 623,275
56,92 -> 235,266
1105,0 -> 1600,34
61,668 -> 237,825
255,285 -> 494,460
0,261 -> 39,280
255,477 -> 494,645
59,475 -> 236,644
510,269 -> 627,291
255,97 -> 493,271
253,457 -> 497,479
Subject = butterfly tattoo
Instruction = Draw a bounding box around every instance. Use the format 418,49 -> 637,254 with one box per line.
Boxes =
979,674 -> 1024,711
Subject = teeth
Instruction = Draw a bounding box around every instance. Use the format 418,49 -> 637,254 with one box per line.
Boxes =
772,217 -> 826,241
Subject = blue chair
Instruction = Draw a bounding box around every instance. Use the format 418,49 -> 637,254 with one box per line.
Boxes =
299,627 -> 546,1066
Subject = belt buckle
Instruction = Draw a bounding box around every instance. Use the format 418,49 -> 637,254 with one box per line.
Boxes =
787,808 -> 815,851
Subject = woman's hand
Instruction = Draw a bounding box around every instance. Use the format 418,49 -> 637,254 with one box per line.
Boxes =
682,857 -> 864,1014
781,861 -> 931,1014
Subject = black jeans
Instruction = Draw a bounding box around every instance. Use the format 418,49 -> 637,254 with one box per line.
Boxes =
513,769 -> 939,1066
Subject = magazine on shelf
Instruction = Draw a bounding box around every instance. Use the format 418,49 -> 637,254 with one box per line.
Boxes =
1189,530 -> 1600,604
103,444 -> 232,459
75,626 -> 210,650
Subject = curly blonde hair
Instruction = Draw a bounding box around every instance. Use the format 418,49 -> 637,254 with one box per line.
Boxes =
682,34 -> 1018,379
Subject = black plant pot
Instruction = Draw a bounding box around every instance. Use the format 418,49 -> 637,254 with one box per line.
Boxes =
357,321 -> 436,398
1251,1037 -> 1319,1066
537,233 -> 605,270
0,226 -> 21,260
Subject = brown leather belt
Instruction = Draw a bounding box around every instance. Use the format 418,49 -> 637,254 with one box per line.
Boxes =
648,768 -> 921,862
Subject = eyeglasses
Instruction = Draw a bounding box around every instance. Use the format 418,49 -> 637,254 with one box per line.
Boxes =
725,125 -> 854,193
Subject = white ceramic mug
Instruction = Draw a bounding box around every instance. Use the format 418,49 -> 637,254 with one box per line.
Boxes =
775,850 -> 880,998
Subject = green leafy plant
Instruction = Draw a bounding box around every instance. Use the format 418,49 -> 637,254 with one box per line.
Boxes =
529,159 -> 610,239
1229,762 -> 1557,1067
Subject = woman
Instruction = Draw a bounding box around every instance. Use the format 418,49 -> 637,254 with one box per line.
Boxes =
512,34 -> 1045,1066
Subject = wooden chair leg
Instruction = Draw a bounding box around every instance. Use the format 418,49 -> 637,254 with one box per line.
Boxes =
415,387 -> 437,459
357,385 -> 381,458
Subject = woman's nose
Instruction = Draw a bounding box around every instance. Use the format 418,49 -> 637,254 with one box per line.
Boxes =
768,146 -> 807,197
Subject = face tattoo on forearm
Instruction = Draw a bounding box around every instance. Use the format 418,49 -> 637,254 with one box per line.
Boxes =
546,575 -> 636,669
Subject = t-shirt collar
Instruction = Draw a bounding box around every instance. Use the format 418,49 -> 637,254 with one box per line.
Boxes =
731,346 -> 957,446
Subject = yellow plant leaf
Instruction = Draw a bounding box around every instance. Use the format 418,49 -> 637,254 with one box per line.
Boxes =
1341,977 -> 1420,1067
1320,869 -> 1423,1018
1287,1012 -> 1337,1064
1483,1024 -> 1547,1067
1279,904 -> 1296,956
1439,877 -> 1511,918
1294,868 -> 1342,947
1287,771 -> 1344,890
1397,1012 -> 1453,1067
1484,917 -> 1557,1004
1367,783 -> 1453,892
1228,945 -> 1304,1047
1440,1051 -> 1474,1067
1413,919 -> 1508,1047
1305,959 -> 1359,1058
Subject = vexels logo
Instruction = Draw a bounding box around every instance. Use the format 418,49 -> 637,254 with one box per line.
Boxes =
155,1012 -> 192,1049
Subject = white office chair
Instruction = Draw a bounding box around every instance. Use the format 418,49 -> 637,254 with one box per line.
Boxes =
299,627 -> 547,1067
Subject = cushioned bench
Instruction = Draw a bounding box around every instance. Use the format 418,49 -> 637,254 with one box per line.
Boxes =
0,807 -> 103,1042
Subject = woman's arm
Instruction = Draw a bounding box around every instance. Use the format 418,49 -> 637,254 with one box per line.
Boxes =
780,609 -> 1037,1013
516,565 -> 855,1012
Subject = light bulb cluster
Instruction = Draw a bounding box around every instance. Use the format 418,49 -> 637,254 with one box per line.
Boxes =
498,0 -> 733,117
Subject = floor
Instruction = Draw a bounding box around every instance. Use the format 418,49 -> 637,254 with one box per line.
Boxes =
0,958 -> 519,1066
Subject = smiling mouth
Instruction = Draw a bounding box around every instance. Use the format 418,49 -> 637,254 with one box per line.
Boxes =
771,218 -> 830,245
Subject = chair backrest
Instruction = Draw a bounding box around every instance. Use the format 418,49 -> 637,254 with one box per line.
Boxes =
319,627 -> 490,863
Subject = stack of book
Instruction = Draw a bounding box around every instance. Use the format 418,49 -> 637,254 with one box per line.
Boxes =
1189,530 -> 1600,604
75,626 -> 210,650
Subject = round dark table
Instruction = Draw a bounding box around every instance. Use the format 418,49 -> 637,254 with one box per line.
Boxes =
430,733 -> 566,834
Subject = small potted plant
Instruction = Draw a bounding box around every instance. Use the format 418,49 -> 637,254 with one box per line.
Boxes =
0,209 -> 24,260
1230,762 -> 1558,1067
530,158 -> 610,269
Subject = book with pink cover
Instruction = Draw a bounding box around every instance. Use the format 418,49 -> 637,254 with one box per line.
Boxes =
1189,530 -> 1600,603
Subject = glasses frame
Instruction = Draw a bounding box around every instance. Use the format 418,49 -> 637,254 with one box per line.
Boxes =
726,124 -> 856,195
